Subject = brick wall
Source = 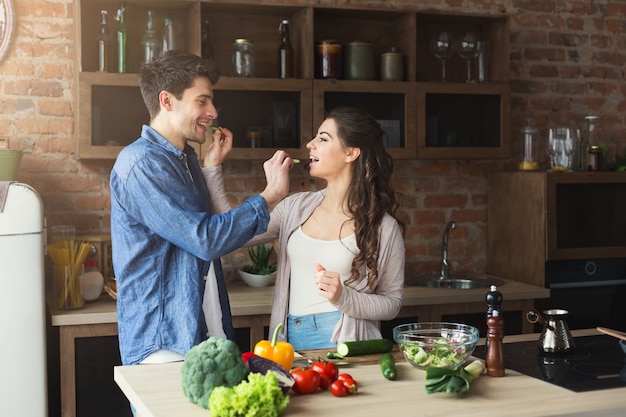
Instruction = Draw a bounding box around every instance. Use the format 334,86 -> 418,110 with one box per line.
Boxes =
2,0 -> 625,278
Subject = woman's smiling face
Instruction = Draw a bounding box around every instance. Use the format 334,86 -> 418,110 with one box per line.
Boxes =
306,117 -> 357,180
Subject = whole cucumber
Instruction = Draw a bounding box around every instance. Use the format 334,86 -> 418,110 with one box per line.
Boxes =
380,352 -> 397,380
336,339 -> 393,357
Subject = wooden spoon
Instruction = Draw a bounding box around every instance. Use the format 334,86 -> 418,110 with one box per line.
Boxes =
597,326 -> 626,341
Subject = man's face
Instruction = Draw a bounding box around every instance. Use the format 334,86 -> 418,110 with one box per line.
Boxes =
169,77 -> 218,146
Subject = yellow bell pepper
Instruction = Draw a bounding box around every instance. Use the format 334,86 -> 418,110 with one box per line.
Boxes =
253,322 -> 294,371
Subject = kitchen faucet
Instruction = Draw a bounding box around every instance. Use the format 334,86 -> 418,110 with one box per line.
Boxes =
440,220 -> 457,280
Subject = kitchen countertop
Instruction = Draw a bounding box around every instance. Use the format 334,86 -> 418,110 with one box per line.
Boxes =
50,275 -> 549,326
50,275 -> 549,417
114,329 -> 626,417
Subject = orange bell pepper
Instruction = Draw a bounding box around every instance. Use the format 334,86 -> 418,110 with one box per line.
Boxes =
253,322 -> 294,371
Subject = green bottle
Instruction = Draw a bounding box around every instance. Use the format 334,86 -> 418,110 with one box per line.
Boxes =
115,2 -> 128,73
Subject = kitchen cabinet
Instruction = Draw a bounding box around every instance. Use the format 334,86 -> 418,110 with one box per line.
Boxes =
74,0 -> 510,160
487,171 -> 626,287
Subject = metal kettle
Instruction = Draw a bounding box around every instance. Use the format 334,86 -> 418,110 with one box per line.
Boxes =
526,308 -> 576,353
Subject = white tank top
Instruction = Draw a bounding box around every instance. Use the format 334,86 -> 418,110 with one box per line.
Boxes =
288,226 -> 358,316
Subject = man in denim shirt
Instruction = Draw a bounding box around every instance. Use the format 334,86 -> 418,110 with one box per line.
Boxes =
110,51 -> 293,366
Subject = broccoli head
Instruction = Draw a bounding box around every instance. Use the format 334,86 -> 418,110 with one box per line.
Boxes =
181,336 -> 247,409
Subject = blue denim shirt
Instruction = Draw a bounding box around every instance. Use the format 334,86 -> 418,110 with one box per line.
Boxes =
110,125 -> 269,365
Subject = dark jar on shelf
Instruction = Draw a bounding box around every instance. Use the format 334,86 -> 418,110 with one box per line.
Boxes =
316,40 -> 341,79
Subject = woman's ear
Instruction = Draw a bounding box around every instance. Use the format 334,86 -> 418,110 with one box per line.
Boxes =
345,147 -> 361,163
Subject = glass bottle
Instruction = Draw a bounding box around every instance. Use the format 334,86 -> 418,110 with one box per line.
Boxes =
585,115 -> 602,171
201,20 -> 214,60
518,118 -> 539,171
141,10 -> 159,65
114,3 -> 128,73
161,18 -> 177,53
278,19 -> 293,78
96,10 -> 111,72
232,39 -> 255,77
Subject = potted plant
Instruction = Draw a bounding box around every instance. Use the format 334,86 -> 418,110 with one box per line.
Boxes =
238,244 -> 277,287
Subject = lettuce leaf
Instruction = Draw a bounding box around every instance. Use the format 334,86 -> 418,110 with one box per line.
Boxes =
208,371 -> 289,417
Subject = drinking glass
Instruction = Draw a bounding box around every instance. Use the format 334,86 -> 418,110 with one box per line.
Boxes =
430,31 -> 455,82
455,31 -> 480,83
548,127 -> 576,172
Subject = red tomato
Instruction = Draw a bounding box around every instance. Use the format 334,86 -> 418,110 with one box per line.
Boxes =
317,373 -> 331,390
337,373 -> 358,394
290,368 -> 321,394
330,380 -> 349,397
310,360 -> 339,384
241,351 -> 256,364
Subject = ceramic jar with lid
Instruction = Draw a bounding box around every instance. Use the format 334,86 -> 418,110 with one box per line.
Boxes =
344,41 -> 374,80
381,47 -> 404,81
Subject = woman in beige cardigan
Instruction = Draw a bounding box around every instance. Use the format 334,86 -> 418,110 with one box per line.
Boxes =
206,107 -> 406,350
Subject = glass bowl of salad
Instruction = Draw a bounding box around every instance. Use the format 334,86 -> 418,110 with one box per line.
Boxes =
393,322 -> 479,369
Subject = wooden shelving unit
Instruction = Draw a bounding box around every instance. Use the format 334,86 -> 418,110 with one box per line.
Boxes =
74,0 -> 510,161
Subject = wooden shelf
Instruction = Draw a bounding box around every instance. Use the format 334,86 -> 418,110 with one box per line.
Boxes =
416,82 -> 511,159
75,1 -> 510,161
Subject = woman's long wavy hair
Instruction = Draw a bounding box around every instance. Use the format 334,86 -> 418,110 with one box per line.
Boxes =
327,107 -> 406,290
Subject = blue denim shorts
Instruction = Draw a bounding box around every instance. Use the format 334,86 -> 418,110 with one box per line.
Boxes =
286,311 -> 341,351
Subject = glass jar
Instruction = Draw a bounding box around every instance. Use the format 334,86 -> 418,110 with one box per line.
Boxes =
518,118 -> 539,171
316,40 -> 341,79
232,39 -> 255,77
48,225 -> 85,310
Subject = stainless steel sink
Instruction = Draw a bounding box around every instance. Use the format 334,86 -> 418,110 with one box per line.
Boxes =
405,275 -> 505,289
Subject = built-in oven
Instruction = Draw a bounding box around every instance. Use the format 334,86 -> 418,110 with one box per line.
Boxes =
544,258 -> 626,332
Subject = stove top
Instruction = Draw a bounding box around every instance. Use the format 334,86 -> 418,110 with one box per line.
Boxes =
474,335 -> 626,392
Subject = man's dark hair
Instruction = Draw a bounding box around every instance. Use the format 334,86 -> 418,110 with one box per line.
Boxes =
139,50 -> 220,120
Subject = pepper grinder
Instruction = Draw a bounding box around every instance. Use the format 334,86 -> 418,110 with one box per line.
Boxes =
486,310 -> 505,377
486,284 -> 503,317
485,284 -> 502,352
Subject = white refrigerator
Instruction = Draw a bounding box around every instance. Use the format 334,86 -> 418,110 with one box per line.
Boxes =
0,182 -> 48,416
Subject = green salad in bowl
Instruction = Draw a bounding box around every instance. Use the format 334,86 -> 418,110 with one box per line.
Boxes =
393,322 -> 479,369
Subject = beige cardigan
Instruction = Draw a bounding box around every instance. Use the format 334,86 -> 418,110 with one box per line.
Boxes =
203,167 -> 405,344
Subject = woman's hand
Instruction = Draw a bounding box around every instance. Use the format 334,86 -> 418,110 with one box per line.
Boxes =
203,127 -> 233,167
315,263 -> 342,304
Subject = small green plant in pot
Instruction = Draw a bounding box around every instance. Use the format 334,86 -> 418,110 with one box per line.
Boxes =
242,244 -> 277,275
239,245 -> 277,288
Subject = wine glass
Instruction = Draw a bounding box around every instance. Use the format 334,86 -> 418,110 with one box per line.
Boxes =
430,31 -> 455,82
548,127 -> 575,172
563,128 -> 578,171
455,31 -> 480,83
